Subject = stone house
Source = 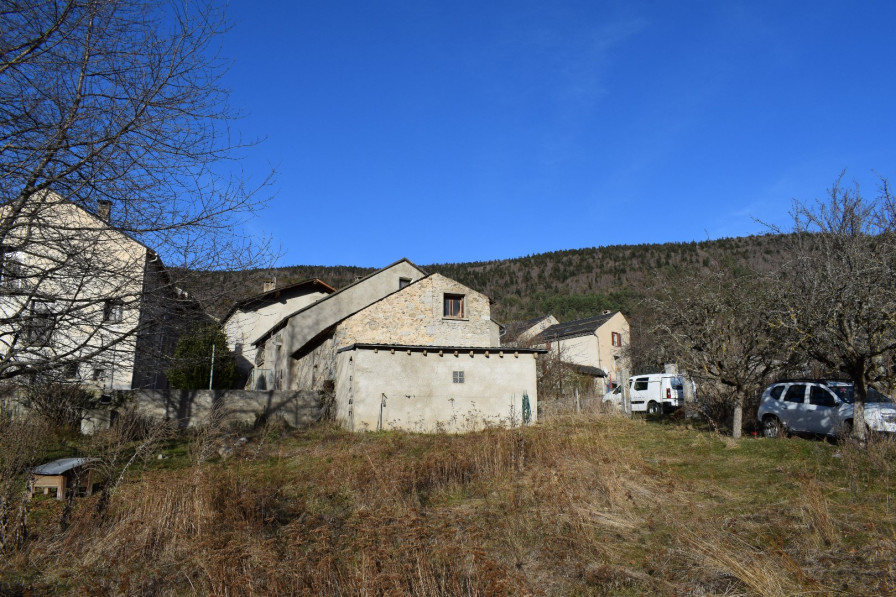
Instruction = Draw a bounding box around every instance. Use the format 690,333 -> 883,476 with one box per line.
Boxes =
534,311 -> 630,392
221,277 -> 335,387
251,259 -> 541,432
0,192 -> 191,393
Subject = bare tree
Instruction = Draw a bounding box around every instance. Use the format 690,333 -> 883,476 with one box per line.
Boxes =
650,263 -> 787,437
772,174 -> 896,443
0,1 -> 272,387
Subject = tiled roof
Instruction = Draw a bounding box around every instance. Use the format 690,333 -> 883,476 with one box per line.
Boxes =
537,311 -> 618,341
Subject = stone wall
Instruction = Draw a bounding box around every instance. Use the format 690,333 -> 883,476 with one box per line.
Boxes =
118,388 -> 323,429
290,334 -> 337,391
335,274 -> 494,349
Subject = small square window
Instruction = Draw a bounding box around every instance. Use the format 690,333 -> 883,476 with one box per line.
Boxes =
399,277 -> 411,289
453,371 -> 464,384
93,368 -> 106,381
103,299 -> 123,323
444,294 -> 465,318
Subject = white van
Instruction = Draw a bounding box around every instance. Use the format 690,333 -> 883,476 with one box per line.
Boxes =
603,374 -> 686,414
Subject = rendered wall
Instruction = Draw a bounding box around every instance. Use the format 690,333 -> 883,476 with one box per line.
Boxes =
335,347 -> 538,433
594,312 -> 630,385
0,195 -> 150,391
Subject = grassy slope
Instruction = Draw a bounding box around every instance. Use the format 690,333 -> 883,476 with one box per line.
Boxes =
5,415 -> 895,596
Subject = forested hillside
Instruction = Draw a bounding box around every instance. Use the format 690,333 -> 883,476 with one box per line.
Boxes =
186,234 -> 791,323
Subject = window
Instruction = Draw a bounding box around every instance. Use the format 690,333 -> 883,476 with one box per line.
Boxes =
0,248 -> 23,289
103,299 -> 124,323
399,277 -> 411,289
769,385 -> 785,401
633,378 -> 648,391
443,293 -> 465,318
611,332 -> 622,347
783,384 -> 806,403
26,301 -> 54,345
453,371 -> 464,384
809,386 -> 837,407
93,368 -> 106,381
65,362 -> 80,379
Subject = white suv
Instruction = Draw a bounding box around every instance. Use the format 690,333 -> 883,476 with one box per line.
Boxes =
757,380 -> 896,438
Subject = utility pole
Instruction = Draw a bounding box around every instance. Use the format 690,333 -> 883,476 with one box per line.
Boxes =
209,343 -> 216,390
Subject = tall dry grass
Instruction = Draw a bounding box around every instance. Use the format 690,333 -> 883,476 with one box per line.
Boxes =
4,416 -> 896,595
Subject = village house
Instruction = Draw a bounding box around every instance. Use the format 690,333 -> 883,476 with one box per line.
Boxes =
503,314 -> 559,346
0,192 -> 190,395
534,311 -> 630,393
221,277 -> 335,387
249,259 -> 541,432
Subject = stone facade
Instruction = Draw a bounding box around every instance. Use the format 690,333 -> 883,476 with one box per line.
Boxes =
334,274 -> 495,349
255,259 -> 427,391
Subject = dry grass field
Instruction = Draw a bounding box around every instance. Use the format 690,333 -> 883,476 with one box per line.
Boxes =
2,414 -> 895,596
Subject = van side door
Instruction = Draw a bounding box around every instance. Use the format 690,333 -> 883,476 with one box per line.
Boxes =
629,377 -> 649,410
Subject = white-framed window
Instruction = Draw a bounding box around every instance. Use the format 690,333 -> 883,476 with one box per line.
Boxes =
443,294 -> 465,318
453,370 -> 465,384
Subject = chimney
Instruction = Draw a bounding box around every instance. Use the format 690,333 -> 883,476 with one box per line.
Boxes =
97,200 -> 112,223
263,277 -> 276,292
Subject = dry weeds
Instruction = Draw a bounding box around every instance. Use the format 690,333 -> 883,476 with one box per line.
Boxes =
1,416 -> 895,595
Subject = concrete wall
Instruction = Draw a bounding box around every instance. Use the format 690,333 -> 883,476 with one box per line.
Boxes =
335,346 -> 539,433
335,274 -> 495,349
123,388 -> 322,429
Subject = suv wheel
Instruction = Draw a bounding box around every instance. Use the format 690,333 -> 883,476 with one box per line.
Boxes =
762,416 -> 784,439
647,401 -> 660,416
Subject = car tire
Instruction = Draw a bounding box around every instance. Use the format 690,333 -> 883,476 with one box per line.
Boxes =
647,401 -> 660,416
762,416 -> 784,439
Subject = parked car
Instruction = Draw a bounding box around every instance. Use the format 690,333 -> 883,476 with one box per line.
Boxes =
757,379 -> 896,438
603,373 -> 687,415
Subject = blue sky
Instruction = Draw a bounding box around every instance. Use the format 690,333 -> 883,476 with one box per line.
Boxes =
221,1 -> 896,268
